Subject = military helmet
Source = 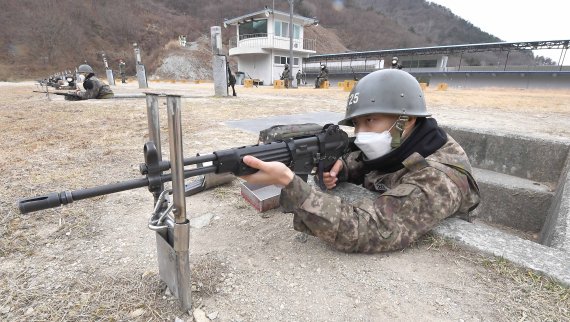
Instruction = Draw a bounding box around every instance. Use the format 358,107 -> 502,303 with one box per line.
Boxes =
78,64 -> 94,74
338,69 -> 430,126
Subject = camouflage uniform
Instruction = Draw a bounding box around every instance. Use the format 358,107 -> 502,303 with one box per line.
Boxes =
279,134 -> 480,253
76,76 -> 114,100
296,70 -> 302,86
281,67 -> 290,88
315,66 -> 329,88
119,61 -> 127,83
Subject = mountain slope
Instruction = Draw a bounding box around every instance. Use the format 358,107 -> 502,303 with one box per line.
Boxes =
0,0 -> 533,80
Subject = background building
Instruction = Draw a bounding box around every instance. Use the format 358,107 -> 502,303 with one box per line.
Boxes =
225,8 -> 318,85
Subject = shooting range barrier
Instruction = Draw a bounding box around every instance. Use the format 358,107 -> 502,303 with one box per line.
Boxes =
273,80 -> 285,89
343,80 -> 357,92
436,82 -> 448,91
317,80 -> 330,89
225,112 -> 570,286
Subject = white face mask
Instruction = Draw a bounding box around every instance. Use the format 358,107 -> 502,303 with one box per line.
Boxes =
354,119 -> 400,160
354,131 -> 393,160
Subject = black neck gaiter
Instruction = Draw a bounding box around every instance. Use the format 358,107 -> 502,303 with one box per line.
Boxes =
361,117 -> 448,173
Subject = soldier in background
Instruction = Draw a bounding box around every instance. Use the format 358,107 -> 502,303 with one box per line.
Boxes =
280,64 -> 291,88
296,69 -> 303,87
240,69 -> 480,253
391,56 -> 403,69
70,64 -> 114,100
227,62 -> 237,96
315,64 -> 329,88
119,59 -> 127,83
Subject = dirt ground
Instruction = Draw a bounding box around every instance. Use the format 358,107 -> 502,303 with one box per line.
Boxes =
1,81 -> 569,321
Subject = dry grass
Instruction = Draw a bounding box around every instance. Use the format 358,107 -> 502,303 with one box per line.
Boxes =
418,233 -> 570,320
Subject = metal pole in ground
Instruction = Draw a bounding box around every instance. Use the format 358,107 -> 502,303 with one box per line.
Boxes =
288,0 -> 295,88
145,93 -> 164,203
166,95 -> 192,310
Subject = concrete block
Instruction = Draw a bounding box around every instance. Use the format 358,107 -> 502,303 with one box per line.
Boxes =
343,80 -> 357,92
212,55 -> 227,97
434,218 -> 570,287
472,168 -> 554,233
540,155 -> 570,253
444,127 -> 570,184
273,80 -> 284,89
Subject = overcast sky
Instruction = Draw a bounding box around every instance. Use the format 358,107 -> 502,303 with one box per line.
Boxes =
427,0 -> 569,63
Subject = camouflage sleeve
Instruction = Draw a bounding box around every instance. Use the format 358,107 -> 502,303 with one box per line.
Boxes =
75,84 -> 101,99
280,167 -> 463,253
337,151 -> 366,185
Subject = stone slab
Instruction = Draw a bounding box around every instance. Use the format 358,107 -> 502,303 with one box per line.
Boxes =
472,168 -> 553,233
444,126 -> 570,184
434,218 -> 570,286
541,154 -> 570,253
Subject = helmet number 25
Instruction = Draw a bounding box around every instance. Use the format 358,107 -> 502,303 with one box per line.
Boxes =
348,92 -> 359,105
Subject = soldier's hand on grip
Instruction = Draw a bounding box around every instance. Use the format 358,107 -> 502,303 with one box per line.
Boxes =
322,159 -> 343,190
240,155 -> 295,187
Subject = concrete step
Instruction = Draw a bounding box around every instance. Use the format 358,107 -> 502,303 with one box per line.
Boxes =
433,218 -> 570,287
472,168 -> 554,234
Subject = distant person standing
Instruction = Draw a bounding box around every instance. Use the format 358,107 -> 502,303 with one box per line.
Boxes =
227,63 -> 237,96
119,60 -> 127,83
296,70 -> 303,87
281,64 -> 291,88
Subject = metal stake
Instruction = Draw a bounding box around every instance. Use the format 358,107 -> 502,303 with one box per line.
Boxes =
145,93 -> 164,203
166,95 -> 192,310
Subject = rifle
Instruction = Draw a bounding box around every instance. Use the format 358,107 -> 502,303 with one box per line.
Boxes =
18,123 -> 352,214
33,90 -> 82,101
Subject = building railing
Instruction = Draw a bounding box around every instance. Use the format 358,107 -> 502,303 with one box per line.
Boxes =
229,33 -> 316,52
302,61 -> 570,74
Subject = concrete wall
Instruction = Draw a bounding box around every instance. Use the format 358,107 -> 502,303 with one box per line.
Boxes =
306,70 -> 570,90
238,54 -> 271,85
417,71 -> 570,89
443,126 -> 570,184
541,154 -> 570,252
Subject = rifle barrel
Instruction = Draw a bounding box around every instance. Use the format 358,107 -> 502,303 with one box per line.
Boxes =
18,165 -> 219,214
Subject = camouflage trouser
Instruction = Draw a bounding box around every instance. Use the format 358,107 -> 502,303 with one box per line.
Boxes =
282,176 -> 393,253
315,77 -> 326,88
291,194 -> 393,253
120,72 -> 126,83
98,93 -> 114,99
